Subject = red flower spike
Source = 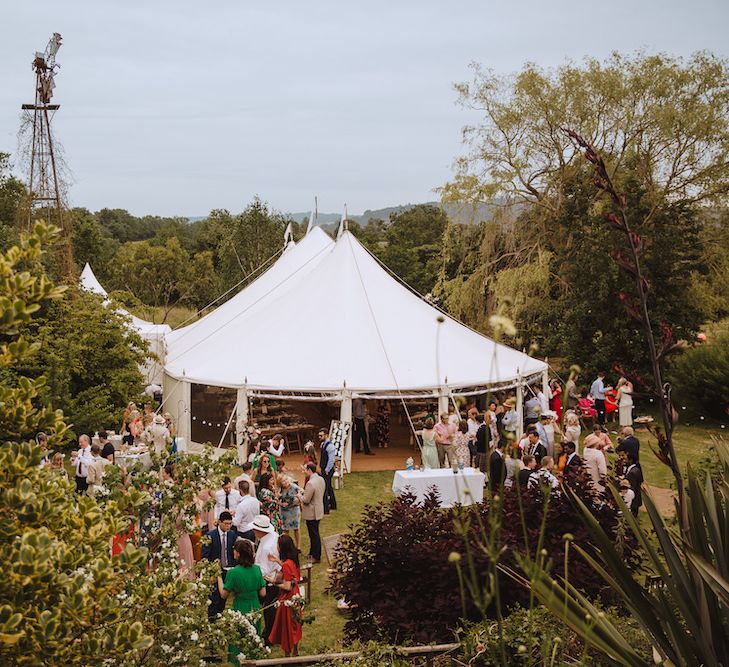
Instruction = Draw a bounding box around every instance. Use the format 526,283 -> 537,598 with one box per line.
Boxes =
629,231 -> 643,253
604,212 -> 626,231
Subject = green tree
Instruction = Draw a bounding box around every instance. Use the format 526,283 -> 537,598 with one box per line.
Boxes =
211,198 -> 290,292
69,207 -> 118,279
0,152 -> 25,250
15,289 -> 148,438
443,52 -> 729,216
110,237 -> 217,320
378,204 -> 448,295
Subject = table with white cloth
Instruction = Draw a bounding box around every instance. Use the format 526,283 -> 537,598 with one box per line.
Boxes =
115,452 -> 153,471
92,434 -> 123,448
392,467 -> 485,507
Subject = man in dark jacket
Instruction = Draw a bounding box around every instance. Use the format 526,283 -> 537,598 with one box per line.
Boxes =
616,426 -> 640,462
518,454 -> 537,488
202,511 -> 236,619
474,413 -> 489,473
624,452 -> 643,516
562,441 -> 583,473
489,440 -> 506,492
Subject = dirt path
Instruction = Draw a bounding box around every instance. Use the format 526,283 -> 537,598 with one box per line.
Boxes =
644,484 -> 676,517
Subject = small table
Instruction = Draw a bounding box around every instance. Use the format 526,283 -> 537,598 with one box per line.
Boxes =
392,467 -> 485,507
299,561 -> 314,604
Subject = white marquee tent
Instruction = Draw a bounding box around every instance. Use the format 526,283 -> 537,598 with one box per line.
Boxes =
79,263 -> 171,386
162,225 -> 547,471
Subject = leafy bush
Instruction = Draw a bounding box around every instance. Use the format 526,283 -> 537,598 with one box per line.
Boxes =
14,288 -> 148,439
0,226 -> 265,666
460,605 -> 651,666
329,469 -> 638,645
670,331 -> 729,419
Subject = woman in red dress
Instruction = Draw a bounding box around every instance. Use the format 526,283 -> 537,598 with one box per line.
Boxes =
267,534 -> 303,656
549,379 -> 563,422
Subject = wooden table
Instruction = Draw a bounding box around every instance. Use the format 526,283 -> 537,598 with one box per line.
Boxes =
299,561 -> 313,604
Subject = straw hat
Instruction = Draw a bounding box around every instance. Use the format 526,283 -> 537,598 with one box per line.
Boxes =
248,514 -> 275,534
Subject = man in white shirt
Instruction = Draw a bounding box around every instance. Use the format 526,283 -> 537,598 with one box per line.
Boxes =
267,434 -> 285,458
214,477 -> 242,520
86,444 -> 110,495
590,372 -> 609,426
233,481 -> 260,540
250,515 -> 281,643
524,392 -> 541,428
501,399 -> 518,439
528,456 -> 560,492
72,434 -> 94,494
233,462 -> 257,497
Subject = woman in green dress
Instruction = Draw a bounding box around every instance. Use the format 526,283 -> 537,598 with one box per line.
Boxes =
417,417 -> 440,469
217,538 -> 266,664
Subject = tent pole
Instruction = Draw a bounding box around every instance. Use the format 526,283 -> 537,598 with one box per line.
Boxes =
542,363 -> 550,404
340,388 -> 352,478
235,385 -> 249,464
437,387 -> 449,418
516,371 -> 524,439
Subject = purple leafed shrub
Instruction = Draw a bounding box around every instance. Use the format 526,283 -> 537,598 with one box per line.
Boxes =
329,470 -> 639,645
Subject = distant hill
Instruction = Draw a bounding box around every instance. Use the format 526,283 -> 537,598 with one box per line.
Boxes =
186,200 -> 515,227
287,201 -> 506,227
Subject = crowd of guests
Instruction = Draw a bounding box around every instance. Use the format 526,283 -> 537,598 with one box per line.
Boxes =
415,371 -> 644,515
43,399 -> 344,659
196,428 -> 337,657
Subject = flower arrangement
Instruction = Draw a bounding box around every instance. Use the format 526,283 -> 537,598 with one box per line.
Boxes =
275,593 -> 307,625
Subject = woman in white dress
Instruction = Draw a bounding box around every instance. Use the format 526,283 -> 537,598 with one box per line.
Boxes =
616,377 -> 634,427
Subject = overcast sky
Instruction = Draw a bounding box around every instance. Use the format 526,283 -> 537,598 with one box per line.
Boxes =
1,1 -> 727,217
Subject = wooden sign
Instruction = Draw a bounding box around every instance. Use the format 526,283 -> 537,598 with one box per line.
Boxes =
328,419 -> 351,458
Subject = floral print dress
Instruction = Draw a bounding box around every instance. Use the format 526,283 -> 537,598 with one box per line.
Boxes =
259,487 -> 283,533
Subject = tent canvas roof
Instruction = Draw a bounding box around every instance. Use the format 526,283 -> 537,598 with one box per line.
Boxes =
79,263 -> 171,335
164,229 -> 546,393
166,226 -> 333,352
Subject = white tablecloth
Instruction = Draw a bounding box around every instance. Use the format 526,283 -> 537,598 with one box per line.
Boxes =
392,467 -> 485,507
115,452 -> 153,471
92,434 -> 123,448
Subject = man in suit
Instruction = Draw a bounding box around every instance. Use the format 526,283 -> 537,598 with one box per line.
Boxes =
616,426 -> 640,462
318,428 -> 337,513
202,510 -> 236,620
562,441 -> 583,473
624,452 -> 643,516
474,413 -> 489,473
518,454 -> 536,488
489,440 -> 506,492
525,430 -> 547,466
301,463 -> 325,562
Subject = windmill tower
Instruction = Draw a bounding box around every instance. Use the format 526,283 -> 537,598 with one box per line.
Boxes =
21,32 -> 74,278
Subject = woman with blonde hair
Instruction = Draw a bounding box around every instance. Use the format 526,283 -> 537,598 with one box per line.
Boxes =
562,411 -> 581,450
120,401 -> 137,447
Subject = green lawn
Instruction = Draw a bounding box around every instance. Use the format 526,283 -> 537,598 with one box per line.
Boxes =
266,471 -> 395,657
595,419 -> 724,489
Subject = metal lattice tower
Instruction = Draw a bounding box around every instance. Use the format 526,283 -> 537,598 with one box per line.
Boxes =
21,32 -> 74,278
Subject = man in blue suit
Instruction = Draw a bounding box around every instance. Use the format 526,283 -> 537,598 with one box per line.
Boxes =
202,511 -> 236,619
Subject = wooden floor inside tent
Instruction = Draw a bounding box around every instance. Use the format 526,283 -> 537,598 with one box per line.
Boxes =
349,416 -> 419,472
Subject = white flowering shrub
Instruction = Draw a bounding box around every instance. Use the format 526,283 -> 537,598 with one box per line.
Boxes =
0,227 -> 262,666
